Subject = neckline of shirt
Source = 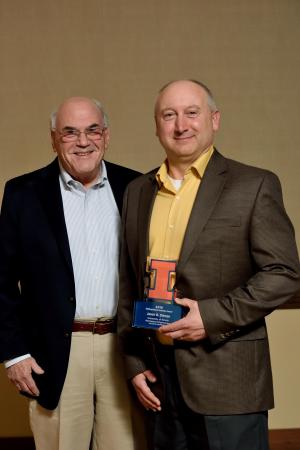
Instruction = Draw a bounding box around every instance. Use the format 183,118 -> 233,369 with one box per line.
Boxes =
59,160 -> 107,192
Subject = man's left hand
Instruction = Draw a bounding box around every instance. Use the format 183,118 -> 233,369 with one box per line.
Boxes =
158,298 -> 207,341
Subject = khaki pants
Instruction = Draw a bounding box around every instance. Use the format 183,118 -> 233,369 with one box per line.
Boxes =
29,332 -> 135,450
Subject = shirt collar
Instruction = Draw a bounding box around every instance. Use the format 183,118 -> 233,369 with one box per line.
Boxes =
59,160 -> 107,190
156,146 -> 214,188
190,145 -> 214,177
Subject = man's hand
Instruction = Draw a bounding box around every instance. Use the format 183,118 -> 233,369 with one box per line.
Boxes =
6,357 -> 44,396
159,297 -> 207,341
131,370 -> 161,411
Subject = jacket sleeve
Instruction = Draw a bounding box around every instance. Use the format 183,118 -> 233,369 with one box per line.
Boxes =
0,182 -> 30,362
200,171 -> 300,345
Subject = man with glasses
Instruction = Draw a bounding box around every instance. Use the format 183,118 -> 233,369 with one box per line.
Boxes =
0,97 -> 140,450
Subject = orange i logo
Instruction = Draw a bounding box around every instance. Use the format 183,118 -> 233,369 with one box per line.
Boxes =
148,259 -> 176,301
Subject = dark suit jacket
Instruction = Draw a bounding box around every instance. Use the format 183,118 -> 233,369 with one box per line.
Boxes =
0,158 -> 140,410
117,150 -> 300,415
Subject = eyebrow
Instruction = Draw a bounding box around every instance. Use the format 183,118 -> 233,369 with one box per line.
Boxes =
161,104 -> 201,112
186,105 -> 201,110
86,123 -> 102,129
61,123 -> 101,131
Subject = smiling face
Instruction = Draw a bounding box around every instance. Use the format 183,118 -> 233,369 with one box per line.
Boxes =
51,97 -> 109,188
155,81 -> 220,169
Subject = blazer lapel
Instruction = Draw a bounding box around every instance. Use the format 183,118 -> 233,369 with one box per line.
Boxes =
37,159 -> 74,277
105,161 -> 123,214
105,160 -> 141,215
137,172 -> 158,276
177,150 -> 228,273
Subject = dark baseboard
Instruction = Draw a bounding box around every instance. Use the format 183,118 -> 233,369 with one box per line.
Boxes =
0,429 -> 299,450
269,429 -> 300,450
0,437 -> 34,450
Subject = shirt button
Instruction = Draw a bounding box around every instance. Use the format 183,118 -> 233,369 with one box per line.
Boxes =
175,195 -> 180,200
169,224 -> 174,229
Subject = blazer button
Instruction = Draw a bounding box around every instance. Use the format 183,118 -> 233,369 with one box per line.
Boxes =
69,296 -> 75,303
64,332 -> 70,338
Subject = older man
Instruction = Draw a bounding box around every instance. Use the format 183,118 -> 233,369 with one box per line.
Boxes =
0,97 -> 140,450
118,80 -> 300,450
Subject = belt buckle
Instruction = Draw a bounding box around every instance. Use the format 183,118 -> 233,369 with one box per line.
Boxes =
93,317 -> 106,334
94,317 -> 115,334
92,319 -> 99,334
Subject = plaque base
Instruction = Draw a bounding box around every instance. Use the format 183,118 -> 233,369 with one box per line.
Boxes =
133,299 -> 184,330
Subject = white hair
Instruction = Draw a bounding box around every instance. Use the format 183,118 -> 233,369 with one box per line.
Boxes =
50,98 -> 109,130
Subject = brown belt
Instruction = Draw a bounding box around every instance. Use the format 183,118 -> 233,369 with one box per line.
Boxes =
72,318 -> 116,335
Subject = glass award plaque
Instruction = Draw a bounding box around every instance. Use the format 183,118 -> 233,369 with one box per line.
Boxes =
133,258 -> 184,329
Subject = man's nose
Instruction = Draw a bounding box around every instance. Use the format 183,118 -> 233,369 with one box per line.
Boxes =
174,114 -> 188,133
77,131 -> 89,147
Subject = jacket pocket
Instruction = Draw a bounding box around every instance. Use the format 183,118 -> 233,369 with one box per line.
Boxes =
205,216 -> 241,229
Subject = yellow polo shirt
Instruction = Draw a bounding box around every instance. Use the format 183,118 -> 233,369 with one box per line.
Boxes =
149,146 -> 214,261
149,146 -> 214,344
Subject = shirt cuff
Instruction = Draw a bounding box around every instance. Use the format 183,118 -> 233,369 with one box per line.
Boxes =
4,354 -> 31,368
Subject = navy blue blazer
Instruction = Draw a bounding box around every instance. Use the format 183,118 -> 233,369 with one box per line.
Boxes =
0,158 -> 140,409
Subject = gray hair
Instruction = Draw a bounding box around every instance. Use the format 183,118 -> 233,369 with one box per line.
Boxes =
158,79 -> 218,112
50,98 -> 109,130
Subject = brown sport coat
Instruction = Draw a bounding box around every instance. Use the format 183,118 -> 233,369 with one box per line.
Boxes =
117,150 -> 300,415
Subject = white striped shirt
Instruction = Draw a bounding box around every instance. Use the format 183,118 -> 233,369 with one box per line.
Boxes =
60,161 -> 121,318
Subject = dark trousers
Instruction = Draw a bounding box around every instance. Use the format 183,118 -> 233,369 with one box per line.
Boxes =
148,345 -> 269,450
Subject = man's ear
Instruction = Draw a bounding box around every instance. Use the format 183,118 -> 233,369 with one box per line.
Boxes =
51,130 -> 57,153
103,128 -> 110,150
212,110 -> 221,132
155,116 -> 159,137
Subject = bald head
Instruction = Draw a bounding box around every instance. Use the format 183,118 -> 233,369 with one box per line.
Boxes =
51,97 -> 108,130
155,79 -> 217,118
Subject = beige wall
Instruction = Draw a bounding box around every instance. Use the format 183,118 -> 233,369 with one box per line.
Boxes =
0,0 -> 299,436
267,310 -> 300,429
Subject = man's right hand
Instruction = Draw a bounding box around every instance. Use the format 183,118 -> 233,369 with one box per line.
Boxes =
6,357 -> 44,396
131,370 -> 161,411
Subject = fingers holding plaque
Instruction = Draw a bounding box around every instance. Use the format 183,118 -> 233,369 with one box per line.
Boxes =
133,259 -> 185,329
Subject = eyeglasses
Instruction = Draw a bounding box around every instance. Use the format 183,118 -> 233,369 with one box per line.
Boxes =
56,127 -> 106,143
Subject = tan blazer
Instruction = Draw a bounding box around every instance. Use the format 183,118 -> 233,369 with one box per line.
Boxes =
117,150 -> 300,415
